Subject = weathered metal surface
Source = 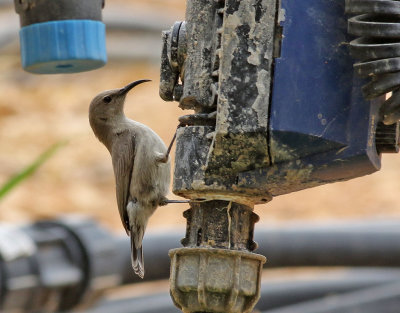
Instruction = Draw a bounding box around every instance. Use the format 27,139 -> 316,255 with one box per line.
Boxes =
160,30 -> 176,102
181,201 -> 259,251
173,126 -> 272,206
159,0 -> 395,206
180,0 -> 221,110
160,21 -> 187,102
206,0 -> 276,176
161,0 -> 276,206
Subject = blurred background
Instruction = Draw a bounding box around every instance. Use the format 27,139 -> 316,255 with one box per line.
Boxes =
0,1 -> 400,312
0,0 -> 399,233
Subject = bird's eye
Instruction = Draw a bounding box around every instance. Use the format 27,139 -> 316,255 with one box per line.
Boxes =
103,96 -> 112,103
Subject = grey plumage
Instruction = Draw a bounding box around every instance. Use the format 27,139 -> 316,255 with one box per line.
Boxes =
89,80 -> 170,278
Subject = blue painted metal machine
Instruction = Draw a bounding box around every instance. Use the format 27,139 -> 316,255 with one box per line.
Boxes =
264,0 -> 399,196
256,0 -> 384,196
160,0 -> 400,205
158,1 -> 400,312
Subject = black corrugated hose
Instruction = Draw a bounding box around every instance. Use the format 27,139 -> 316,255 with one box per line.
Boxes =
346,0 -> 400,125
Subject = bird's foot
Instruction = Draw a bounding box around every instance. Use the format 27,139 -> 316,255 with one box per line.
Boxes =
155,152 -> 169,164
158,196 -> 169,206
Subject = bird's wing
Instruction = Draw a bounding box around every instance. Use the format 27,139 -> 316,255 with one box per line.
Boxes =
111,129 -> 135,234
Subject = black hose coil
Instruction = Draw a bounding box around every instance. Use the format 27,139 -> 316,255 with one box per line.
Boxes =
346,0 -> 400,124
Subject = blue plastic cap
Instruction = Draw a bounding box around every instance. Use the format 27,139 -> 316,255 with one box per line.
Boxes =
19,20 -> 107,74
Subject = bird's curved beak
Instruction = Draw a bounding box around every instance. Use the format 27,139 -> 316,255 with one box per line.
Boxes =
118,79 -> 151,96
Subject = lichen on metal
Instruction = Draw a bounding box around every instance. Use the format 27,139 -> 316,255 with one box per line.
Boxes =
180,0 -> 223,110
173,125 -> 272,205
161,0 -> 277,206
207,0 -> 276,176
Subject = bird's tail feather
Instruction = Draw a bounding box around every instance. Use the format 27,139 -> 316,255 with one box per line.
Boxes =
130,231 -> 145,279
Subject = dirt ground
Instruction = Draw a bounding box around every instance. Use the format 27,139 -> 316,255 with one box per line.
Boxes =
0,1 -> 399,235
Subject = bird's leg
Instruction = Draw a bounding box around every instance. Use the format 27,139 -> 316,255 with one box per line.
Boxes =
165,199 -> 191,204
156,124 -> 181,163
158,196 -> 190,206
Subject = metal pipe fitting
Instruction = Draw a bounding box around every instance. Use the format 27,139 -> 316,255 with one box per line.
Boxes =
169,201 -> 266,313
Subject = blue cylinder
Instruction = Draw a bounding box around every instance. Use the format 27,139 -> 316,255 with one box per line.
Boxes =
19,20 -> 107,74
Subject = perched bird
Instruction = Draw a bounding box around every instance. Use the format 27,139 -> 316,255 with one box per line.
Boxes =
89,80 -> 171,278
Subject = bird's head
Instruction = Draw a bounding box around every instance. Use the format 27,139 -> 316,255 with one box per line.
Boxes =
89,79 -> 151,126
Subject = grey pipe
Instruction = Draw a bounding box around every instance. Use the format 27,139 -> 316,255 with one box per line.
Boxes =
78,269 -> 400,313
256,221 -> 400,268
4,219 -> 400,312
121,221 -> 400,286
261,281 -> 400,313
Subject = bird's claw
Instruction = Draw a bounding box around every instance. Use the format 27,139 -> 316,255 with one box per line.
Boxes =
158,197 -> 169,206
156,152 -> 169,163
156,153 -> 169,163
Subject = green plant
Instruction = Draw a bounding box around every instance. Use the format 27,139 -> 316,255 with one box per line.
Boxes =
0,141 -> 67,200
